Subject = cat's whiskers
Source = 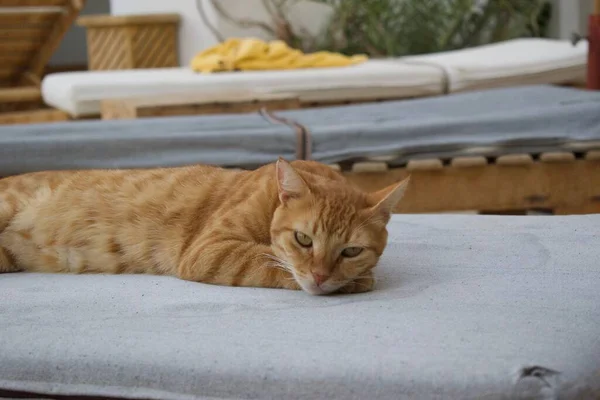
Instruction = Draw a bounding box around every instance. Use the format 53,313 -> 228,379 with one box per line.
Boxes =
264,261 -> 288,272
351,280 -> 373,290
261,253 -> 293,274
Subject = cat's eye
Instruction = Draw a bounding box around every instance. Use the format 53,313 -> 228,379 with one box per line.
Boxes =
294,231 -> 313,247
341,247 -> 363,258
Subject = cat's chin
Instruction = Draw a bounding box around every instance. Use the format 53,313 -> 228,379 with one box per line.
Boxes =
295,276 -> 342,296
301,284 -> 329,296
293,275 -> 326,295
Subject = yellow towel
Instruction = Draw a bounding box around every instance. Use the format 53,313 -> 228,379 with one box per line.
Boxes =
190,38 -> 368,73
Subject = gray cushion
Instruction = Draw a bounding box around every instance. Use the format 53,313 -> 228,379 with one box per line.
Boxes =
277,85 -> 600,164
1,214 -> 599,399
0,113 -> 299,176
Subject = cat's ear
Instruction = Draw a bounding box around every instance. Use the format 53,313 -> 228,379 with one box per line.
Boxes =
276,157 -> 308,204
369,176 -> 410,218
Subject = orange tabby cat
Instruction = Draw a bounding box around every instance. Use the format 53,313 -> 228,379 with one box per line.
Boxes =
0,158 -> 409,295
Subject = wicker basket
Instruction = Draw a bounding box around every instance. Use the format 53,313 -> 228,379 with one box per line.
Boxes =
77,14 -> 180,70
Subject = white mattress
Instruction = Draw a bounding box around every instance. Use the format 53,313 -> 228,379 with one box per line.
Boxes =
404,38 -> 588,92
41,60 -> 443,117
1,214 -> 599,399
41,38 -> 588,117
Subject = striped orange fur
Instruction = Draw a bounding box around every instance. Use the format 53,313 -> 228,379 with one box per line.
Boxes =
0,158 -> 409,295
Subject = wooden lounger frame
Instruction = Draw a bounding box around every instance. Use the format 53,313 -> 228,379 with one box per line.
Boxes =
99,84 -> 588,121
338,152 -> 600,215
100,91 -> 303,120
99,90 -> 424,120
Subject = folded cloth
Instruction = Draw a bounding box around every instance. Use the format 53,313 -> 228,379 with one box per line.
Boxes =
190,38 -> 368,73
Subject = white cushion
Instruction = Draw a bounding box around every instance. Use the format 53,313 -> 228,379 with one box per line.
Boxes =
41,38 -> 588,117
405,38 -> 588,92
41,60 -> 444,117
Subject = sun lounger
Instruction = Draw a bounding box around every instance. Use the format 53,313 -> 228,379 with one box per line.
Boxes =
278,85 -> 600,164
2,85 -> 598,215
1,214 -> 599,399
274,85 -> 600,215
41,60 -> 443,117
40,38 -> 586,119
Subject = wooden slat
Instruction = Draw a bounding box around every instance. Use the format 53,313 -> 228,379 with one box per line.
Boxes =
107,90 -> 295,108
450,156 -> 488,168
0,0 -> 67,5
0,86 -> 41,103
0,52 -> 31,65
496,154 -> 534,166
0,6 -> 63,11
0,108 -> 69,125
0,26 -> 48,40
585,151 -> 600,161
0,11 -> 61,25
0,41 -> 38,53
343,159 -> 600,215
540,152 -> 576,163
351,162 -> 388,173
0,22 -> 53,28
77,13 -> 180,28
406,159 -> 443,171
139,99 -> 302,118
0,68 -> 17,81
101,91 -> 301,120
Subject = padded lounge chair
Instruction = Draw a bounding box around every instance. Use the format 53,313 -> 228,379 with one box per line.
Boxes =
275,85 -> 600,215
0,1 -> 84,124
1,214 -> 599,399
1,85 -> 599,215
40,38 -> 586,120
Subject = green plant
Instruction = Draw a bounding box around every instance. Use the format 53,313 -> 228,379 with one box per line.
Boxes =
198,0 -> 552,57
312,0 -> 552,57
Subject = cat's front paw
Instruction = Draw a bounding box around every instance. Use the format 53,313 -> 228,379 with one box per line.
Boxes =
337,271 -> 374,294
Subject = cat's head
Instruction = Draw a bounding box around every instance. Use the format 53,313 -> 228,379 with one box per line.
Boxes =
270,158 -> 409,295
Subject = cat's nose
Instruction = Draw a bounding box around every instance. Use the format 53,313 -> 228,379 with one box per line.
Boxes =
312,272 -> 328,286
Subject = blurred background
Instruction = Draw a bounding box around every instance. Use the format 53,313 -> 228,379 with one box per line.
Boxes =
50,0 -> 593,73
1,0 -> 596,216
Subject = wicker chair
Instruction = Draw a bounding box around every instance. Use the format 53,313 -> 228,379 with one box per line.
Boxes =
0,0 -> 84,123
